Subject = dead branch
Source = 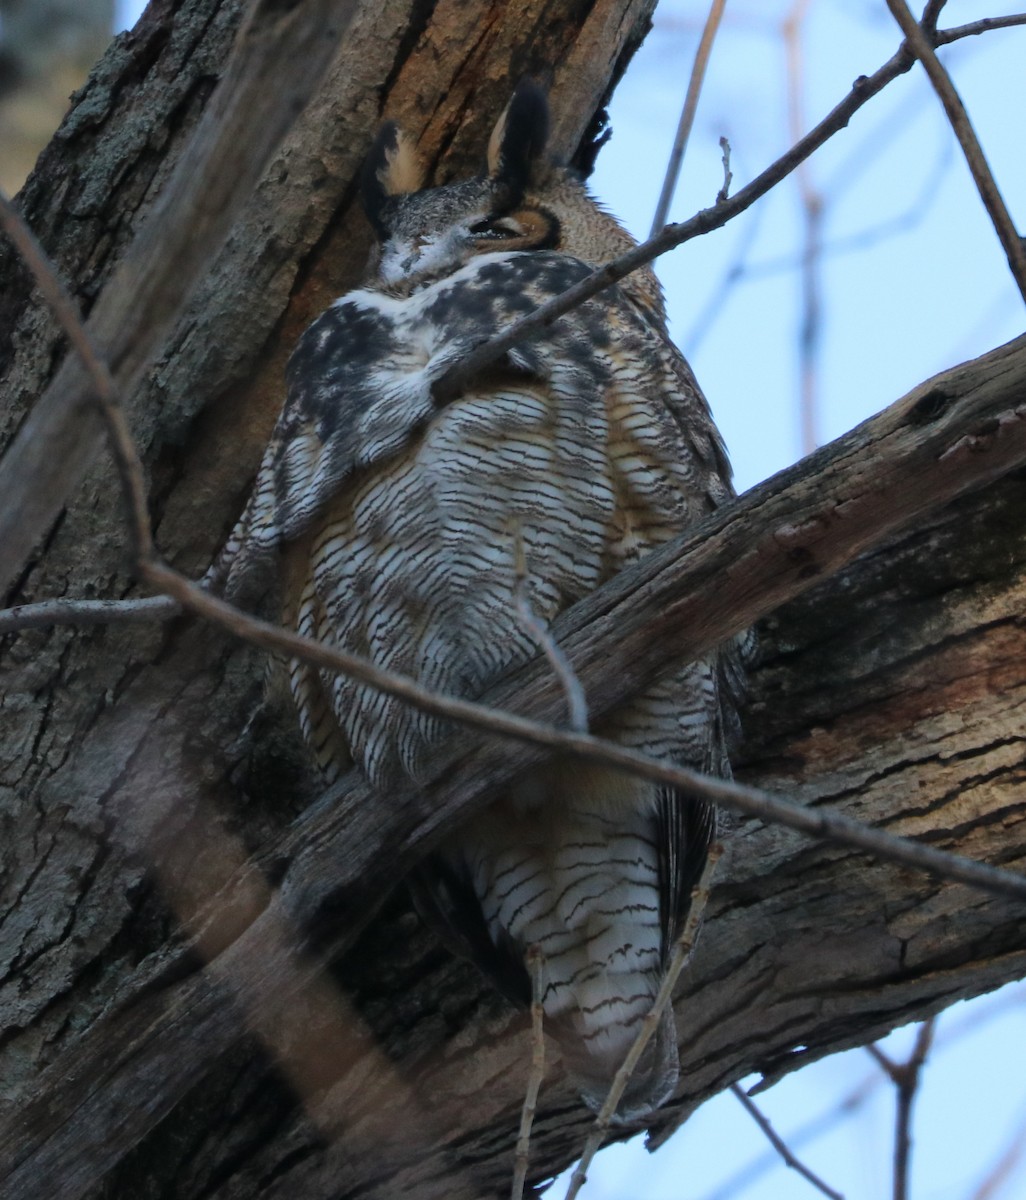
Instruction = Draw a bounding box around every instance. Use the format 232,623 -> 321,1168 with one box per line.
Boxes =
782,0 -> 823,455
1,13 -> 1025,1195
143,560 -> 1026,905
0,594 -> 179,635
867,1019 -> 936,1200
886,0 -> 1026,304
2,330 -> 1023,1197
2,153 -> 1026,1190
937,15 -> 1026,45
649,0 -> 729,235
729,1084 -> 844,1200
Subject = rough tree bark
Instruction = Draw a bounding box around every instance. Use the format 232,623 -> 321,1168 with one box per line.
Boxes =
0,2 -> 1023,1198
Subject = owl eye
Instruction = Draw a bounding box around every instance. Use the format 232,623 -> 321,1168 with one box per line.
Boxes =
468,216 -> 524,239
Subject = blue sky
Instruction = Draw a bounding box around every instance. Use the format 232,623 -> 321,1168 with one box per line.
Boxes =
110,3 -> 1026,1198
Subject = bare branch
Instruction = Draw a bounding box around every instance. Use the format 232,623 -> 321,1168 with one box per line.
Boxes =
511,946 -> 546,1200
716,135 -> 732,204
434,52 -> 900,402
886,0 -> 1026,305
1,322 -> 1024,912
141,557 -> 1026,905
1,16 -> 1025,1186
0,595 -> 179,636
936,15 -> 1026,45
921,0 -> 948,34
782,0 -> 823,455
867,1019 -> 936,1200
688,1070 -> 879,1197
3,399 -> 1023,1199
649,0 -> 729,235
730,1084 -> 845,1200
746,137 -> 954,278
9,111 -> 1026,908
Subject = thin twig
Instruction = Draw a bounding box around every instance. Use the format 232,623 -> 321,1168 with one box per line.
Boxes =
689,67 -> 958,345
886,0 -> 1026,305
783,0 -> 823,456
512,525 -> 589,733
689,1072 -> 878,1198
563,843 -> 723,1200
921,0 -> 948,34
894,1020 -> 935,1200
434,46 -> 901,404
868,1019 -> 936,1200
936,15 -> 1026,46
716,136 -> 732,204
730,1084 -> 845,1200
511,946 -> 546,1200
649,0 -> 729,235
970,1100 -> 1026,1200
143,561 -> 1026,905
0,595 -> 179,636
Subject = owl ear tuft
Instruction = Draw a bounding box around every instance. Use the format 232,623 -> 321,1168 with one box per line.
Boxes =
487,79 -> 550,199
362,122 -> 426,237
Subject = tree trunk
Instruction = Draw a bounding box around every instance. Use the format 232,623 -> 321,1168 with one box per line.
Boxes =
1,2 -> 1024,1198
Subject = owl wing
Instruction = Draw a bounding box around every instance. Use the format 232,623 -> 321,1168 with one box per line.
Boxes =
411,785 -> 715,1009
407,856 -> 532,1008
211,254 -> 584,604
652,325 -> 734,511
657,789 -> 717,959
209,293 -> 438,602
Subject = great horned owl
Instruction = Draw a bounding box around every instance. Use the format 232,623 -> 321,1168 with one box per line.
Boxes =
218,82 -> 741,1120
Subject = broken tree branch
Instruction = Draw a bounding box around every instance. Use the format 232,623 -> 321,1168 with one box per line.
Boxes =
886,0 -> 1026,304
648,0 -> 729,235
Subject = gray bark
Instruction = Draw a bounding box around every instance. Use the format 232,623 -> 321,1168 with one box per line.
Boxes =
0,1 -> 1024,1197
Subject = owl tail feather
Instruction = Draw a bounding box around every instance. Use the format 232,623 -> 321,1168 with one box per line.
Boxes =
554,1002 -> 679,1123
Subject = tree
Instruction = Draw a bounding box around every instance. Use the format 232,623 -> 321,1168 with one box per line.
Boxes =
0,1 -> 1024,1197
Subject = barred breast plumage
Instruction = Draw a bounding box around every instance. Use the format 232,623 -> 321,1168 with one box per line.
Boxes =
217,81 -> 741,1120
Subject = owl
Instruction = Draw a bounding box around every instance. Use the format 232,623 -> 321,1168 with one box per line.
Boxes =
217,81 -> 742,1120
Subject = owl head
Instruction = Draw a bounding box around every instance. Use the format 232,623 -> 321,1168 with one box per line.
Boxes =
361,80 -> 561,289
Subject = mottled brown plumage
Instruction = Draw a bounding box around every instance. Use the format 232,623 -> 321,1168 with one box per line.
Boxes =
216,82 -> 742,1119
